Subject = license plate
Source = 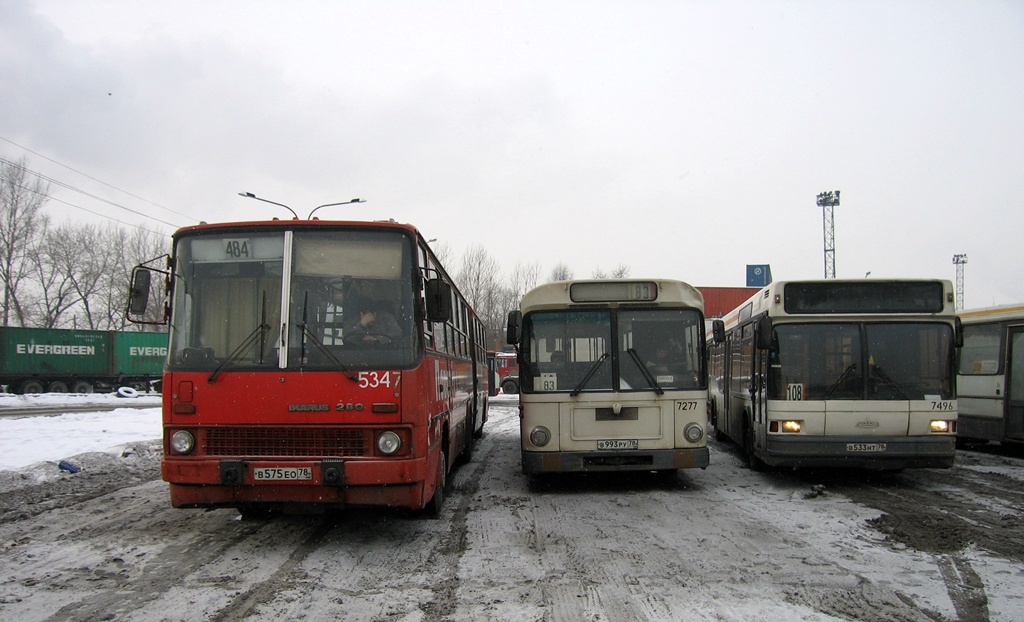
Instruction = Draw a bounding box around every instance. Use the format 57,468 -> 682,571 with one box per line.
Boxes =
846,443 -> 887,453
597,439 -> 638,450
253,466 -> 313,481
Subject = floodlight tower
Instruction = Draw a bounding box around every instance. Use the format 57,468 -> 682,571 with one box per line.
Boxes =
816,190 -> 840,279
952,253 -> 968,310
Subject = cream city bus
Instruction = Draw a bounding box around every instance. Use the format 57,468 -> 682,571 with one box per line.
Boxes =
708,279 -> 961,470
506,279 -> 723,476
956,304 -> 1024,445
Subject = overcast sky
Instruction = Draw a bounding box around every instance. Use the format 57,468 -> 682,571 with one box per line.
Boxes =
2,1 -> 1022,307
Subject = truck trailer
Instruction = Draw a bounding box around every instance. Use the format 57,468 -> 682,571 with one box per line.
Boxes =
0,327 -> 167,394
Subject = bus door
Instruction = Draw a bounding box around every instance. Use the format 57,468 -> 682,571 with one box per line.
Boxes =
1005,327 -> 1024,440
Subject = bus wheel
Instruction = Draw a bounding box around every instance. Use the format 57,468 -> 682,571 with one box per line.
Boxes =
460,417 -> 476,464
501,379 -> 519,394
745,422 -> 768,472
47,380 -> 69,393
72,380 -> 94,394
18,379 -> 45,394
424,452 -> 447,518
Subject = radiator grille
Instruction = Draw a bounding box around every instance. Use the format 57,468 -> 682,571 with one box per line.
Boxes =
203,427 -> 370,457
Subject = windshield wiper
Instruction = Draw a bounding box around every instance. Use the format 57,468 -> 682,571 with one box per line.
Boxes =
626,348 -> 665,395
571,353 -> 609,397
296,290 -> 358,382
208,323 -> 269,383
870,364 -> 908,399
824,363 -> 858,399
208,293 -> 271,383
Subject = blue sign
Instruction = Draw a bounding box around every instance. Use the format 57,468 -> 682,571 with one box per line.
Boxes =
746,265 -> 772,287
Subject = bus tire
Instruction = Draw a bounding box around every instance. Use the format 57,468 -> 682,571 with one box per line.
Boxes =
72,380 -> 94,394
19,379 -> 45,394
424,451 -> 447,518
745,419 -> 768,472
460,416 -> 475,464
47,380 -> 69,393
501,378 -> 519,394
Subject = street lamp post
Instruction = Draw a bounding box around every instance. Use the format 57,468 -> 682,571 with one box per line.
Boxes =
816,190 -> 840,279
238,192 -> 365,220
952,253 -> 968,310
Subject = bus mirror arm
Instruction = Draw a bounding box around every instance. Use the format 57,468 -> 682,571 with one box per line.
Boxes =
756,316 -> 774,350
712,319 -> 725,344
506,310 -> 522,345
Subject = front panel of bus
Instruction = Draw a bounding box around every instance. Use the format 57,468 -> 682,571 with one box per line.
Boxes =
518,305 -> 709,473
159,224 -> 450,510
756,281 -> 958,468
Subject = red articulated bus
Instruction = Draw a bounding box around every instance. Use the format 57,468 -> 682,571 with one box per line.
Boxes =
127,217 -> 488,516
494,350 -> 519,393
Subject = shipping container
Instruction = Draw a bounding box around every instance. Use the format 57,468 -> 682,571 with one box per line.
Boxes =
0,327 -> 167,394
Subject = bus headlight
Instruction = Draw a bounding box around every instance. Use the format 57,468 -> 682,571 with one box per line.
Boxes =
930,420 -> 954,433
529,426 -> 551,447
684,423 -> 704,443
377,431 -> 402,455
782,420 -> 802,433
170,430 -> 195,454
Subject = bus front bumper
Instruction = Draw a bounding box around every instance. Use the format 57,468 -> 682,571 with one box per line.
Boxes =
763,435 -> 956,469
522,447 -> 709,474
162,456 -> 429,509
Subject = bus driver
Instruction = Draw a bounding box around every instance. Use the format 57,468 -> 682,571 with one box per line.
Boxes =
346,301 -> 403,345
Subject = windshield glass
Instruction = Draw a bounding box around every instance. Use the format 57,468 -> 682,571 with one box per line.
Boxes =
768,322 -> 954,400
168,228 -> 418,372
287,230 -> 417,370
169,232 -> 284,370
521,307 -> 704,393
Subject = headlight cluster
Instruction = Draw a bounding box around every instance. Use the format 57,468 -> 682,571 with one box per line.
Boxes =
769,420 -> 803,433
683,423 -> 704,443
376,430 -> 402,454
170,430 -> 195,454
529,426 -> 551,447
930,420 -> 956,433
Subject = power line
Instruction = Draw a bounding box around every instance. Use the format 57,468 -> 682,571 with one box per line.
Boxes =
11,177 -> 169,235
0,156 -> 182,229
0,134 -> 199,222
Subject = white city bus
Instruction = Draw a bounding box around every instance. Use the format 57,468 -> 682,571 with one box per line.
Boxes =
956,304 -> 1024,444
506,279 -> 722,476
707,279 -> 961,470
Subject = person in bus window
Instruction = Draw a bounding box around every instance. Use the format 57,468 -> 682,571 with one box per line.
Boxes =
346,300 -> 403,344
647,343 -> 697,387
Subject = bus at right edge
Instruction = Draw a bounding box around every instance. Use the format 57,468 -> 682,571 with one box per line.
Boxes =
708,279 -> 962,471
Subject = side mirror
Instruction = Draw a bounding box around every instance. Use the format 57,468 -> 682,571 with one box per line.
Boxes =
954,316 -> 964,348
712,319 -> 725,344
756,315 -> 774,350
127,267 -> 152,317
506,310 -> 522,345
425,278 -> 452,322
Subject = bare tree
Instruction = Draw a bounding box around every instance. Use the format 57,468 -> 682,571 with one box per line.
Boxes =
101,226 -> 169,330
0,157 -> 50,326
29,224 -> 81,328
549,262 -> 573,282
592,264 -> 631,279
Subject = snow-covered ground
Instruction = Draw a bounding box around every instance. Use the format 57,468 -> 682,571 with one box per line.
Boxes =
0,392 -> 161,471
0,393 -> 1022,620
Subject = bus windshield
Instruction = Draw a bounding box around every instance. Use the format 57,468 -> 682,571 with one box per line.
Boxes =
521,308 -> 704,392
768,322 -> 954,401
169,229 -> 419,372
